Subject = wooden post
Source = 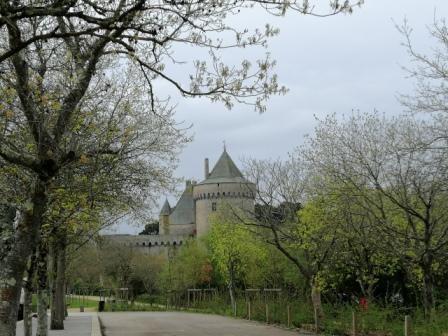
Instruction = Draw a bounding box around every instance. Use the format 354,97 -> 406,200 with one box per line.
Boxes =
352,311 -> 357,336
314,307 -> 319,333
287,304 -> 291,328
248,302 -> 251,320
404,315 -> 411,336
266,303 -> 269,324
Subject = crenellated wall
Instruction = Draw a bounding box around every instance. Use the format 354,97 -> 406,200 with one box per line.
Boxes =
103,234 -> 192,255
193,182 -> 256,236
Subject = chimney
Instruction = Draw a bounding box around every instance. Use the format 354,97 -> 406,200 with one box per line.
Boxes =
204,158 -> 209,179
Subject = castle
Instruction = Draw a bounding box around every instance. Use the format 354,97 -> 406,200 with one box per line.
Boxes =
104,148 -> 256,254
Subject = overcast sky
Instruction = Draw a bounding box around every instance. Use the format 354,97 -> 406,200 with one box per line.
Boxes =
115,0 -> 448,234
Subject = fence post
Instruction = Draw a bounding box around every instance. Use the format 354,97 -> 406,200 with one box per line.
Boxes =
287,304 -> 291,328
266,303 -> 269,324
352,310 -> 357,336
248,302 -> 251,320
404,315 -> 411,336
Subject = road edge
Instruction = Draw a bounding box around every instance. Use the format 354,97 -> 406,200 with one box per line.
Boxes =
91,313 -> 102,336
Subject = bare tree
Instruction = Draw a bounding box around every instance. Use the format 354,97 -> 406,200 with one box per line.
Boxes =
398,18 -> 448,149
399,18 -> 448,115
242,157 -> 336,326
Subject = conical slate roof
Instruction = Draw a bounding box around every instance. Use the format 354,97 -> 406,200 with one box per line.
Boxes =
200,149 -> 251,185
159,199 -> 171,216
169,186 -> 194,225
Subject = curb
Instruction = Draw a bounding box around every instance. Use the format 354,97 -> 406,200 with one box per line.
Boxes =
91,313 -> 102,336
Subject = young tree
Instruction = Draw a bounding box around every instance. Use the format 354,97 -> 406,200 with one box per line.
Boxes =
158,239 -> 211,293
208,210 -> 267,312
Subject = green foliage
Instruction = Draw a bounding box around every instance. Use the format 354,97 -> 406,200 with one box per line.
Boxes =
158,239 -> 211,292
207,211 -> 268,288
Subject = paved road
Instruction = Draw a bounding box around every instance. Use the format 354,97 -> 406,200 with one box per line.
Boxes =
16,313 -> 94,336
99,312 -> 307,336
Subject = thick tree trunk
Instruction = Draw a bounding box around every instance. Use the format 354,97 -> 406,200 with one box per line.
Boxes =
421,256 -> 435,320
0,181 -> 47,336
24,249 -> 37,336
36,240 -> 49,336
50,236 -> 66,330
23,286 -> 33,336
36,289 -> 49,336
0,204 -> 22,336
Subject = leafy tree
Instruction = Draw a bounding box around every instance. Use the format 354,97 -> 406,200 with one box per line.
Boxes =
139,220 -> 159,235
303,111 -> 448,318
158,239 -> 211,293
207,210 -> 267,312
301,184 -> 400,301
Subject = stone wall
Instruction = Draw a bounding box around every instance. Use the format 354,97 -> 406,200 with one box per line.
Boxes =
103,234 -> 191,255
193,182 -> 255,236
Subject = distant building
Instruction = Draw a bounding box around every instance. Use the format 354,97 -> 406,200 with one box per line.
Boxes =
103,148 -> 255,254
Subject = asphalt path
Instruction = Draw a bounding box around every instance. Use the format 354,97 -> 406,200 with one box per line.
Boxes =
99,311 -> 307,336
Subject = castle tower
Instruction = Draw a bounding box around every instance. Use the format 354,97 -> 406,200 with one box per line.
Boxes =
193,148 -> 255,236
159,199 -> 171,235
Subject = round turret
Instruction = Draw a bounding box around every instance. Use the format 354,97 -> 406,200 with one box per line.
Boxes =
193,149 -> 255,236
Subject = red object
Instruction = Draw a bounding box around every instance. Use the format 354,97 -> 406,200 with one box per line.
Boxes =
359,297 -> 368,311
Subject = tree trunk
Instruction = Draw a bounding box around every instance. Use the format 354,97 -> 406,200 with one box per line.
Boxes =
228,282 -> 236,314
23,285 -> 33,336
227,259 -> 236,314
0,204 -> 22,336
0,181 -> 47,336
24,248 -> 37,336
421,256 -> 435,320
36,239 -> 49,336
36,289 -> 48,336
50,236 -> 66,330
311,282 -> 323,332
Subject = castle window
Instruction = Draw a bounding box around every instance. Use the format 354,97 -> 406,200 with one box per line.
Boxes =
217,192 -> 220,197
223,192 -> 226,196
142,242 -> 146,246
207,193 -> 210,198
212,202 -> 217,211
